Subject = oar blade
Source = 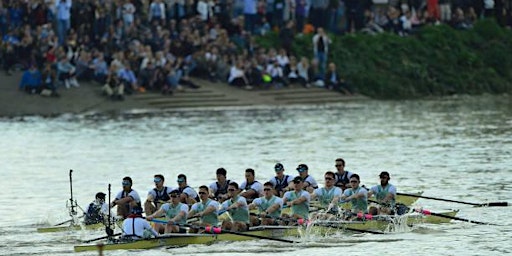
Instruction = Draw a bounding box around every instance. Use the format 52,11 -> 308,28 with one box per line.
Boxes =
476,202 -> 509,207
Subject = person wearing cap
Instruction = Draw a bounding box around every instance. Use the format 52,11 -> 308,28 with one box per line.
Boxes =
111,177 -> 142,219
121,206 -> 159,240
310,171 -> 343,217
340,174 -> 368,215
209,167 -> 231,202
249,182 -> 283,226
367,171 -> 397,214
176,174 -> 199,205
240,168 -> 264,202
296,164 -> 319,193
146,189 -> 189,233
84,192 -> 109,225
334,158 -> 355,191
221,182 -> 250,231
188,185 -> 220,231
144,174 -> 174,216
282,176 -> 311,222
268,163 -> 294,197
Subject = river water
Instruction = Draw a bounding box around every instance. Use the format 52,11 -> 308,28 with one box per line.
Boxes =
1,95 -> 511,256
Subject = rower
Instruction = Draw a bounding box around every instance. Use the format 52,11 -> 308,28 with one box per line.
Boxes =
221,182 -> 250,231
340,174 -> 368,216
121,206 -> 158,240
111,177 -> 142,219
188,185 -> 220,232
209,167 -> 231,202
146,189 -> 189,233
268,163 -> 293,197
367,171 -> 397,215
249,182 -> 283,226
282,176 -> 310,223
176,174 -> 199,206
295,164 -> 318,193
310,171 -> 343,218
84,192 -> 108,225
144,174 -> 174,216
240,168 -> 263,202
333,158 -> 355,191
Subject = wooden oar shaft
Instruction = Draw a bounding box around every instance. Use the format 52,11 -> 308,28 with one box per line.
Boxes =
83,233 -> 122,243
149,221 -> 297,243
398,193 -> 508,207
417,209 -> 496,225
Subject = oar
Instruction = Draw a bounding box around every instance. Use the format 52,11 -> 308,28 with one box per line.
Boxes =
83,233 -> 122,243
54,214 -> 85,226
416,209 -> 498,225
149,220 -> 297,243
398,192 -> 509,207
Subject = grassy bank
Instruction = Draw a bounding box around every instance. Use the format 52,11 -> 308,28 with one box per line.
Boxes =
256,19 -> 512,99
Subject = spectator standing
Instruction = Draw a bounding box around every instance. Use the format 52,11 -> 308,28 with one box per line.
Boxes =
243,0 -> 258,34
295,0 -> 307,33
310,0 -> 329,29
312,27 -> 331,75
149,0 -> 166,25
55,0 -> 72,46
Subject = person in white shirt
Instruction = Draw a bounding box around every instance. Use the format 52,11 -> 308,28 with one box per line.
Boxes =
240,168 -> 263,201
121,206 -> 159,240
111,177 -> 141,219
84,192 -> 109,225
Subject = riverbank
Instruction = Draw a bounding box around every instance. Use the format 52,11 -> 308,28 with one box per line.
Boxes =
0,71 -> 367,118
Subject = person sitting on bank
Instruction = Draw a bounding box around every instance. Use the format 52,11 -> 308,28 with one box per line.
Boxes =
56,57 -> 80,89
19,64 -> 43,94
102,65 -> 125,101
325,62 -> 352,95
146,189 -> 189,234
84,192 -> 108,225
121,206 -> 159,240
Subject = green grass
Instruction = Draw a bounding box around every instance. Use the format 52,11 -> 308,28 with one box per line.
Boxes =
255,19 -> 512,99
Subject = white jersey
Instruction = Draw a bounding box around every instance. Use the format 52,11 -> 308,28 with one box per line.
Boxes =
122,217 -> 158,240
240,180 -> 263,196
115,189 -> 142,204
303,175 -> 318,189
180,186 -> 199,200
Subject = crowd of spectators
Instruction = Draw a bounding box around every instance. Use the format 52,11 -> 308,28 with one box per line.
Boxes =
2,0 -> 512,99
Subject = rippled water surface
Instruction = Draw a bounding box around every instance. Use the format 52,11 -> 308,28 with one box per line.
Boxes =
1,95 -> 511,256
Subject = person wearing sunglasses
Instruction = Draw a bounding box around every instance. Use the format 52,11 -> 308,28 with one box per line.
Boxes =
367,171 -> 396,215
209,167 -> 231,202
144,174 -> 174,216
146,189 -> 189,234
310,171 -> 343,218
220,182 -> 250,232
295,164 -> 318,193
249,182 -> 283,226
282,176 -> 311,222
340,174 -> 368,215
268,163 -> 294,197
188,185 -> 220,231
333,158 -> 355,191
111,176 -> 142,219
240,168 -> 263,202
176,174 -> 199,206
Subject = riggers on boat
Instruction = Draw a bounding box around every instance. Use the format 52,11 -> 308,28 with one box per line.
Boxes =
74,210 -> 459,252
74,226 -> 299,252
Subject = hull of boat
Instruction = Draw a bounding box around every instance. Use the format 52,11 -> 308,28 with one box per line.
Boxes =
37,221 -> 122,233
74,226 -> 299,252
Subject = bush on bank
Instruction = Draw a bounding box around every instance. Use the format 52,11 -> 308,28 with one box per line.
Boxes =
255,19 -> 512,99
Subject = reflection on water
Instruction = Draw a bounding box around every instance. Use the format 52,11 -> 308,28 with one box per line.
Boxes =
1,95 -> 511,256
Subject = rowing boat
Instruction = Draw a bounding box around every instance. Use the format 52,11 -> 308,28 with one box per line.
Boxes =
74,226 -> 299,252
37,219 -> 123,233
